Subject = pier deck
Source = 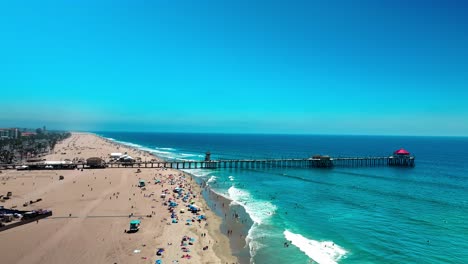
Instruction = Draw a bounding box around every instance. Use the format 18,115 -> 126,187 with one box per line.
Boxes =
0,155 -> 415,170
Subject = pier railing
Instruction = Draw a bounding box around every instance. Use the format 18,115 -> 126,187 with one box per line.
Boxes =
0,155 -> 415,170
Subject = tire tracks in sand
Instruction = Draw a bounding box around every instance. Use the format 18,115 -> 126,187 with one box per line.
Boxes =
16,170 -> 128,264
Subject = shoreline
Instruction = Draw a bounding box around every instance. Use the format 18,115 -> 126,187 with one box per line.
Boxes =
95,132 -> 253,263
191,173 -> 253,264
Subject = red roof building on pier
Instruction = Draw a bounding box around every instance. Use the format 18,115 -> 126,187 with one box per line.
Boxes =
394,148 -> 410,155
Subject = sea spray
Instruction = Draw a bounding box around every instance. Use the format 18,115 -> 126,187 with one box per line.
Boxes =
284,230 -> 347,264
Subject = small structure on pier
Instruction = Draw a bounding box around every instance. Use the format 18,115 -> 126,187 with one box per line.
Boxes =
204,151 -> 217,169
204,151 -> 211,161
389,148 -> 415,167
86,157 -> 106,168
311,155 -> 333,168
394,148 -> 410,156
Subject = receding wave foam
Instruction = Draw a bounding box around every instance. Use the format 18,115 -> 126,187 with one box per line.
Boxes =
228,186 -> 277,262
284,230 -> 347,264
182,169 -> 212,178
228,176 -> 235,181
158,147 -> 175,151
228,186 -> 276,224
207,176 -> 217,184
101,137 -> 183,160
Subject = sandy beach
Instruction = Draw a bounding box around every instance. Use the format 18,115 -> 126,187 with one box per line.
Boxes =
0,133 -> 238,264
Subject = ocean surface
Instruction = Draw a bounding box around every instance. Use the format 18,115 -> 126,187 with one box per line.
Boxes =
96,132 -> 468,264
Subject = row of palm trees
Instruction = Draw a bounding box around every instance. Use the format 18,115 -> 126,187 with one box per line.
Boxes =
0,132 -> 71,163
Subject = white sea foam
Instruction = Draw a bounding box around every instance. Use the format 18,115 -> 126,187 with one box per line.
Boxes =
245,222 -> 268,262
150,150 -> 171,155
207,176 -> 217,184
173,158 -> 195,162
228,176 -> 235,181
228,186 -> 276,224
120,141 -> 143,148
157,147 -> 176,151
182,169 -> 212,178
283,230 -> 347,264
135,147 -> 165,154
111,141 -> 154,154
227,186 -> 277,263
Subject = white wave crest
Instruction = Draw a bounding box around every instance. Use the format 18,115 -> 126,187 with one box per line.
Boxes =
182,169 -> 212,178
228,176 -> 235,181
283,230 -> 347,264
207,176 -> 217,184
246,222 -> 266,262
157,147 -> 176,151
228,186 -> 276,224
227,186 -> 277,263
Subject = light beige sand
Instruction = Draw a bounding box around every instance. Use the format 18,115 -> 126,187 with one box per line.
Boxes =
0,133 -> 238,264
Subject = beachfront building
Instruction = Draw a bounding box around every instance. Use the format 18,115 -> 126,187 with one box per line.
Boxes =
21,132 -> 37,137
86,157 -> 106,168
0,128 -> 19,140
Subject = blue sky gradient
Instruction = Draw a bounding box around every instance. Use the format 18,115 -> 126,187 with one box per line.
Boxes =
1,0 -> 467,135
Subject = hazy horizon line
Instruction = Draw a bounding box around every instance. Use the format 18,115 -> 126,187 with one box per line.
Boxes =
85,130 -> 468,138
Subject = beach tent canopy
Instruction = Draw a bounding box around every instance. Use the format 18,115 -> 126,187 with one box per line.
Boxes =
44,161 -> 72,165
394,149 -> 410,155
120,155 -> 135,161
130,220 -> 141,225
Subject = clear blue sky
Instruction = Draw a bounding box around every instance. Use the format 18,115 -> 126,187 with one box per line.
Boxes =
1,0 -> 467,136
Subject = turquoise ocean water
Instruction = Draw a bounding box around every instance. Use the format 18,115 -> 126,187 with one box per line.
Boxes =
96,132 -> 468,264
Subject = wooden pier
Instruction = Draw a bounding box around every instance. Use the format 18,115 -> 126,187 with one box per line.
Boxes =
0,154 -> 415,170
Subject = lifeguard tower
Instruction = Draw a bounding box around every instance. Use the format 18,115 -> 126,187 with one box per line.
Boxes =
204,151 -> 217,169
138,179 -> 145,187
128,219 -> 141,233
